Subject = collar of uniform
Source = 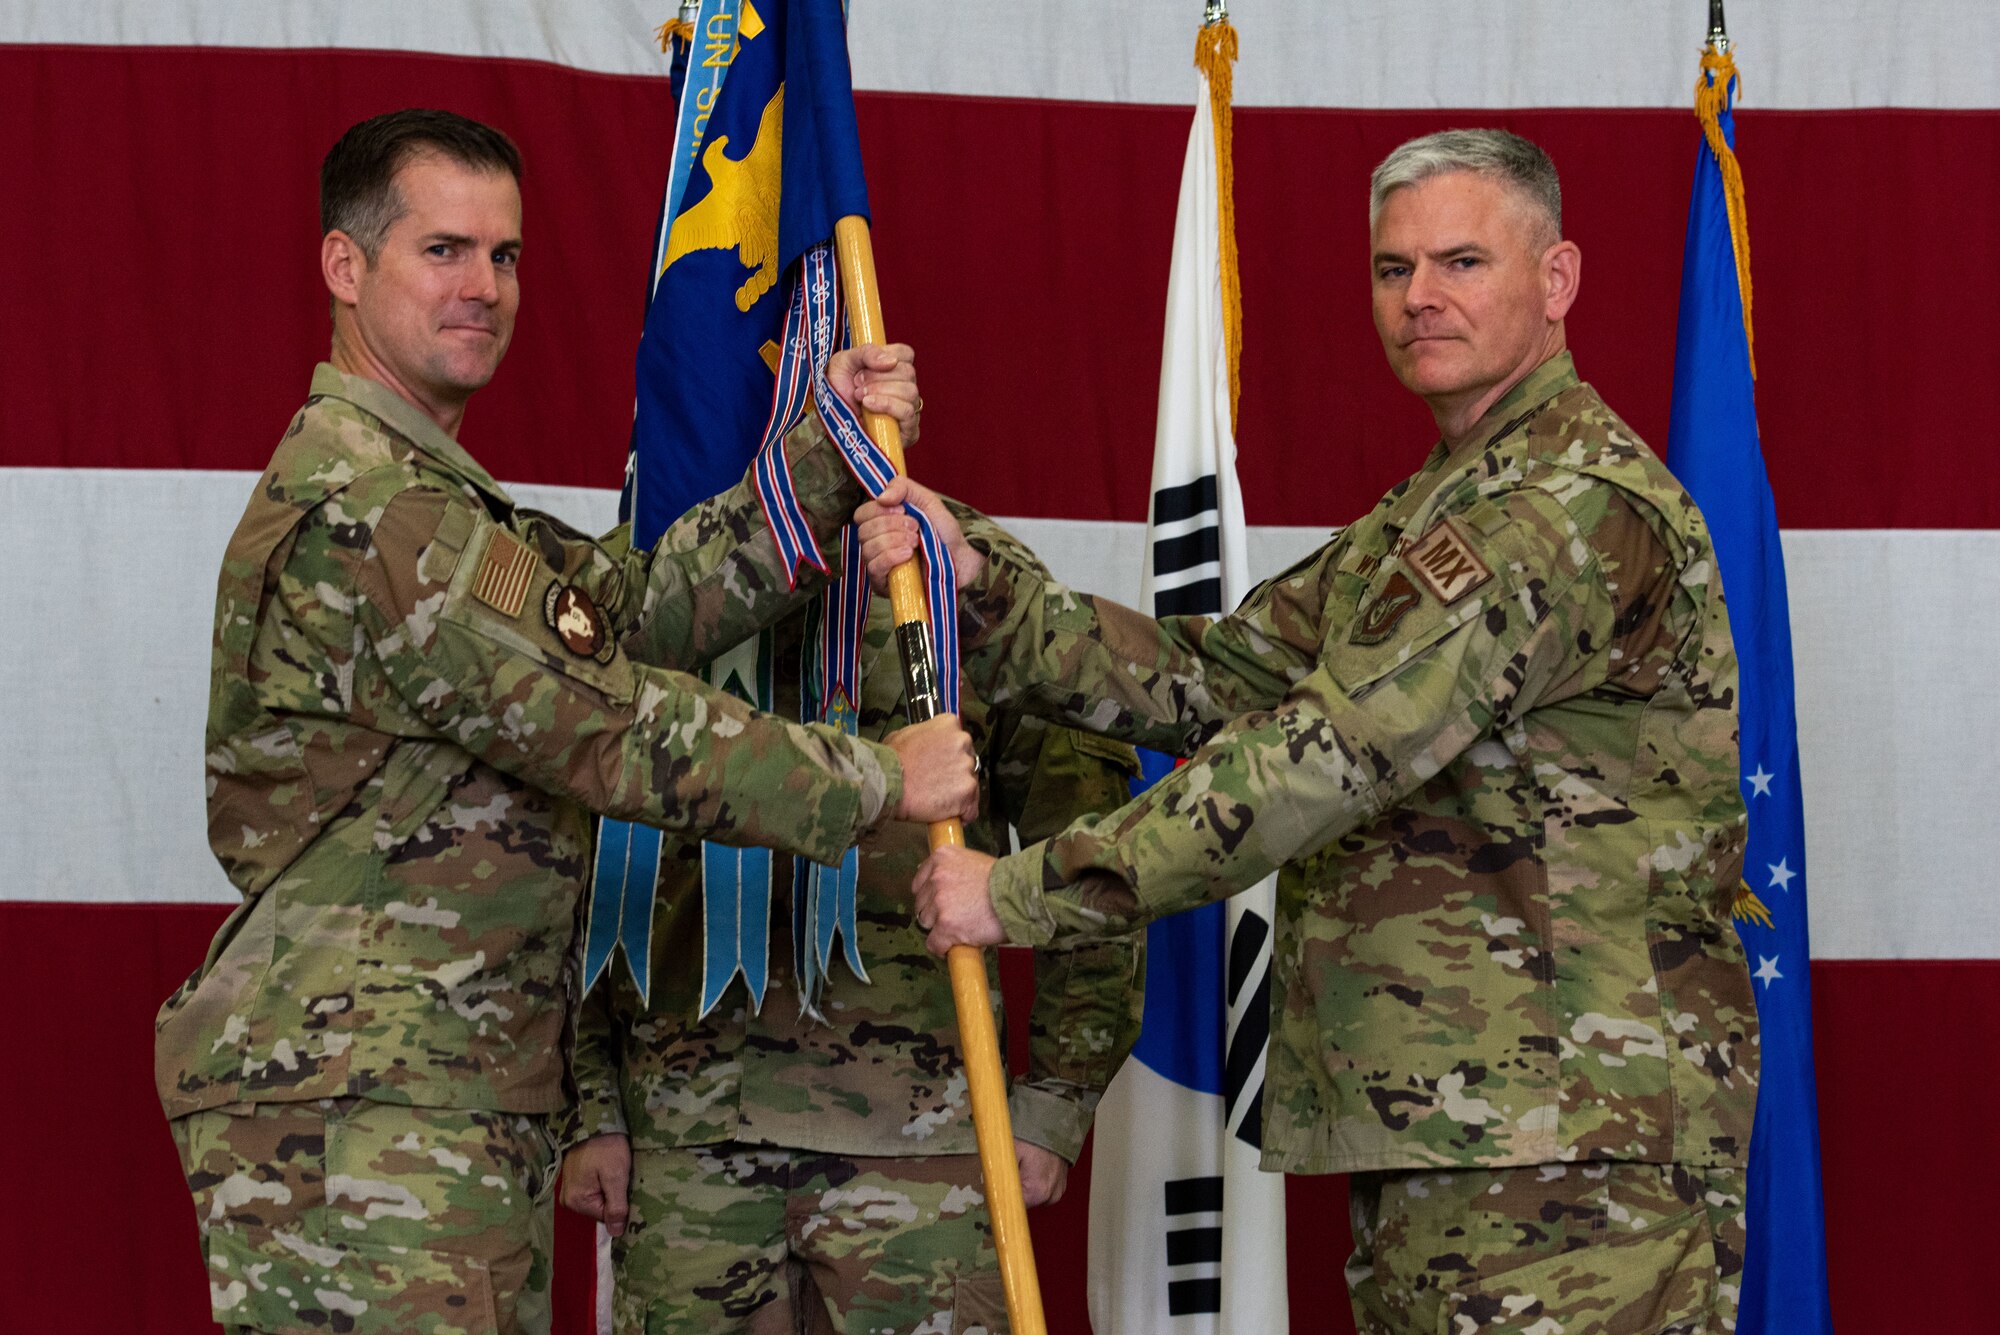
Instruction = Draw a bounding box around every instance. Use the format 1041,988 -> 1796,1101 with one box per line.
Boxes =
307,362 -> 515,511
1423,350 -> 1582,471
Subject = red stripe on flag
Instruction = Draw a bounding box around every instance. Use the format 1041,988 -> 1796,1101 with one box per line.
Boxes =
0,914 -> 1990,1329
3,47 -> 1996,531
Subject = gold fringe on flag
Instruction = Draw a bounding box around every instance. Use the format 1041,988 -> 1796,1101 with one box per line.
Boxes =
1696,44 -> 1755,377
657,17 -> 695,53
1732,882 -> 1775,930
1196,20 -> 1242,432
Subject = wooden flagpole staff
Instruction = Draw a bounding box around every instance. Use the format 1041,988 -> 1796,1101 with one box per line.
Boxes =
834,214 -> 1048,1335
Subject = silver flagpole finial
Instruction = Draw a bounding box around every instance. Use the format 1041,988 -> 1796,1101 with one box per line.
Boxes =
680,0 -> 700,24
1707,0 -> 1730,51
1203,0 -> 1228,27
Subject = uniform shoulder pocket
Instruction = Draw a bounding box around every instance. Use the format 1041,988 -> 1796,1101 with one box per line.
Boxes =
1326,549 -> 1495,701
441,514 -> 636,706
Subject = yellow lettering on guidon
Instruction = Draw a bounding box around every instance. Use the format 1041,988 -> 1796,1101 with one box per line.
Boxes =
1405,518 -> 1493,605
703,0 -> 738,68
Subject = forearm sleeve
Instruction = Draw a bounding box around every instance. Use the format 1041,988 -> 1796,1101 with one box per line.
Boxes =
954,512 -> 1326,755
356,486 -> 900,866
624,411 -> 863,668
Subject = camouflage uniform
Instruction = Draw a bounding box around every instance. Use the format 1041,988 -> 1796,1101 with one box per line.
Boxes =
955,356 -> 1759,1332
160,364 -> 895,1334
568,509 -> 1144,1334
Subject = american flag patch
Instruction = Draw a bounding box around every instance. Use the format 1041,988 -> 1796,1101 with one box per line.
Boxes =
471,530 -> 537,619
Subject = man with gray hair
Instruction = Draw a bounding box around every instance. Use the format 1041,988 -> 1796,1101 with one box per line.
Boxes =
867,128 -> 1759,1332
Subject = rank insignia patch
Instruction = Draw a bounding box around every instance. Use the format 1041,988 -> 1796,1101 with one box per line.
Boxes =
471,530 -> 536,619
1406,517 -> 1493,605
545,583 -> 614,662
1352,572 -> 1423,646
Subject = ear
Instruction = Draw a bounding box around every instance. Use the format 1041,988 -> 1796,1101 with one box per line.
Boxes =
1543,239 -> 1582,323
322,230 -> 365,309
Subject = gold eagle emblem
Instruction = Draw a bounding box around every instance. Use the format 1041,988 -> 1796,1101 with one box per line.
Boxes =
661,84 -> 785,313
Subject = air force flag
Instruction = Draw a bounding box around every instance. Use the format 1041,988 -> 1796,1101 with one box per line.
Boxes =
1665,41 -> 1835,1335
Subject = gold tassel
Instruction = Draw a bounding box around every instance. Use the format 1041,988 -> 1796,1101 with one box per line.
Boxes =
657,17 -> 695,54
1696,45 -> 1755,377
1195,20 -> 1243,434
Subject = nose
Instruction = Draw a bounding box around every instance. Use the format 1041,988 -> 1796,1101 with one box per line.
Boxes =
1404,260 -> 1444,315
463,254 -> 500,305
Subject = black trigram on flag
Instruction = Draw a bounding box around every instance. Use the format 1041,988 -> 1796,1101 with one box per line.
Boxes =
1149,475 -> 1225,617
1223,909 -> 1272,1149
1163,1175 -> 1225,1316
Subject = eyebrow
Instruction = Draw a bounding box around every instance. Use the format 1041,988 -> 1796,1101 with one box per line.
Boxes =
1372,241 -> 1490,266
420,231 -> 523,251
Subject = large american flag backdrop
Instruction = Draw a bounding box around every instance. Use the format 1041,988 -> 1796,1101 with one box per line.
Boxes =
2,3 -> 1993,1330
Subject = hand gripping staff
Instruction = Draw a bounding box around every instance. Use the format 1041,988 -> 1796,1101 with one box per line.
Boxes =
833,215 -> 1049,1334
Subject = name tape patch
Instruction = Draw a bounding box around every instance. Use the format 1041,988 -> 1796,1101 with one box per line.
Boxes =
471,530 -> 537,619
1405,517 -> 1492,605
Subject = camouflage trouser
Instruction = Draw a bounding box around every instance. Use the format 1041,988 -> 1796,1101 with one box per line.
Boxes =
1345,1161 -> 1748,1335
611,1144 -> 1008,1334
170,1099 -> 556,1334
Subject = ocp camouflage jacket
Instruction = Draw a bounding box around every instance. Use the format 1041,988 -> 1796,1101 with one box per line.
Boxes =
964,354 -> 1759,1175
157,364 -> 893,1118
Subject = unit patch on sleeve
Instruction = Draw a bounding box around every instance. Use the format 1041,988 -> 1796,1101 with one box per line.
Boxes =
1405,516 -> 1493,605
1351,572 -> 1424,646
471,529 -> 537,619
545,584 -> 615,662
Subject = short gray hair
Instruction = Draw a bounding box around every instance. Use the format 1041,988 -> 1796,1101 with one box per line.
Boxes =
1369,129 -> 1562,241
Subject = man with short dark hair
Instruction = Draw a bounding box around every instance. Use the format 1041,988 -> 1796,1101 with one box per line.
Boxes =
869,128 -> 1758,1334
159,108 -> 974,1335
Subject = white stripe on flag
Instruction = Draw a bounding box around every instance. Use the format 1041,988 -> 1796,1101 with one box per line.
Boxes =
21,2 -> 1999,109
4,469 -> 1995,963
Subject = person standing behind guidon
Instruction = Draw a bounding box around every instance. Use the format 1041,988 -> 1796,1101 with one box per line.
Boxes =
867,130 -> 1760,1335
157,108 -> 976,1335
559,505 -> 1144,1335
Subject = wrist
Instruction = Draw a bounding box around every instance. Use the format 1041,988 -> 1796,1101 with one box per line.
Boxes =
988,847 -> 1055,947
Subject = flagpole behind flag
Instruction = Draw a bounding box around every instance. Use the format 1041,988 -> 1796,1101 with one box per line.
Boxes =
1087,12 -> 1290,1333
1665,15 -> 1834,1334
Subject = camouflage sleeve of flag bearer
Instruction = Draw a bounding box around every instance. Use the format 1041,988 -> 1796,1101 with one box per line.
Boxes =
355,481 -> 899,867
986,487 -> 1620,946
955,511 -> 1328,758
620,412 -> 862,669
991,718 -> 1146,1162
561,970 -> 627,1148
